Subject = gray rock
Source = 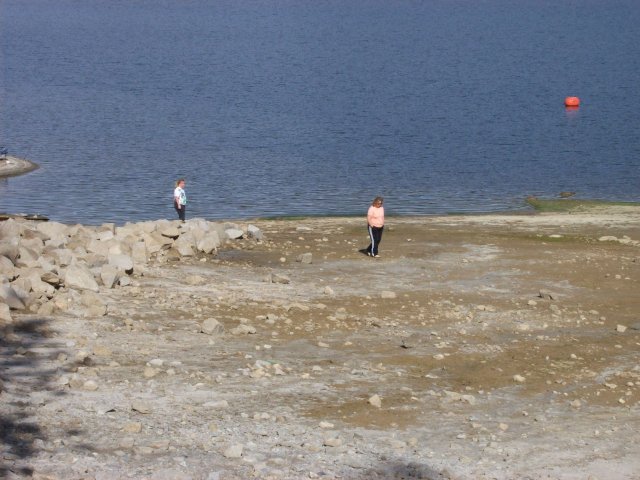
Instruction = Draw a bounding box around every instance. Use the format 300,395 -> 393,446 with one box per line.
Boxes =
231,324 -> 257,335
140,233 -> 165,254
131,401 -> 152,414
0,218 -> 23,239
35,221 -> 69,240
23,270 -> 56,297
160,226 -> 181,239
20,237 -> 44,254
247,225 -> 263,241
174,237 -> 195,257
131,241 -> 148,265
100,265 -> 120,289
225,228 -> 244,240
197,231 -> 221,254
223,444 -> 243,458
0,255 -> 15,275
296,252 -> 313,264
201,318 -> 225,335
64,264 -> 100,292
40,271 -> 62,287
47,248 -> 74,267
108,253 -> 134,273
272,274 -> 290,284
538,289 -> 555,300
0,283 -> 26,310
0,240 -> 20,263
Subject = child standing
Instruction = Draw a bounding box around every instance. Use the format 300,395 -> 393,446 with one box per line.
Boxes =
366,196 -> 384,257
174,178 -> 187,221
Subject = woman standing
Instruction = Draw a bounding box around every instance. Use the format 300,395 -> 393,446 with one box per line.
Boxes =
173,178 -> 187,222
366,196 -> 384,257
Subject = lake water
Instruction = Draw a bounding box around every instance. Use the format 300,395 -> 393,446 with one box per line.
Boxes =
1,0 -> 639,224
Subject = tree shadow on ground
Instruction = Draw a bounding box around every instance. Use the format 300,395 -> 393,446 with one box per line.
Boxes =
0,317 -> 67,477
346,459 -> 452,480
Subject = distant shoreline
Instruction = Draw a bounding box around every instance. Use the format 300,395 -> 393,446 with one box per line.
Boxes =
0,155 -> 39,178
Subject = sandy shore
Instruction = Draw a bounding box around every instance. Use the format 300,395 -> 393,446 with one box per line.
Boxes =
2,208 -> 639,479
0,155 -> 39,178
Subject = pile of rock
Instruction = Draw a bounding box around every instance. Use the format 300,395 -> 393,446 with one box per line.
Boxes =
0,218 -> 263,324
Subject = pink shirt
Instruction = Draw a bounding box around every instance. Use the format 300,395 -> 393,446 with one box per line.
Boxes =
367,205 -> 385,227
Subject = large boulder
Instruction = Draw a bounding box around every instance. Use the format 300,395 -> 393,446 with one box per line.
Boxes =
0,218 -> 23,239
108,253 -> 134,274
35,221 -> 69,241
100,264 -> 120,289
47,248 -> 74,267
131,241 -> 148,265
0,256 -> 16,276
16,246 -> 40,267
86,238 -> 111,257
20,237 -> 44,254
174,232 -> 196,257
160,225 -> 181,239
197,231 -> 221,254
225,228 -> 244,240
143,232 -> 172,254
247,225 -> 263,241
22,270 -> 56,297
0,240 -> 20,263
64,264 -> 99,292
0,283 -> 26,310
201,318 -> 225,335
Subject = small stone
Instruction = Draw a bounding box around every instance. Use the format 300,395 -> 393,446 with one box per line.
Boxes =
598,236 -> 618,242
570,399 -> 582,408
201,318 -> 225,335
616,324 -> 627,333
272,274 -> 290,284
538,289 -> 554,300
323,437 -> 343,447
498,423 -> 509,431
83,380 -> 98,391
203,400 -> 229,409
123,422 -> 142,433
296,253 -> 313,264
225,228 -> 244,240
231,324 -> 256,335
132,401 -> 152,414
513,374 -> 526,383
368,394 -> 382,408
319,421 -> 334,429
381,291 -> 396,299
223,444 -> 243,458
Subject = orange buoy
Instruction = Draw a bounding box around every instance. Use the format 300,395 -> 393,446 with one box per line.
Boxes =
564,96 -> 580,107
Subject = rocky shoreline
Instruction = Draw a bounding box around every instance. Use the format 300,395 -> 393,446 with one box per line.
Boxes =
1,211 -> 639,479
0,156 -> 39,178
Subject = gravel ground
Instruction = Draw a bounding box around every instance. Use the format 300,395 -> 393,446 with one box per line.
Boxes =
2,210 -> 639,480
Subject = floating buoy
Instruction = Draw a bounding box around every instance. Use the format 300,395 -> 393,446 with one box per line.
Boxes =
564,96 -> 580,107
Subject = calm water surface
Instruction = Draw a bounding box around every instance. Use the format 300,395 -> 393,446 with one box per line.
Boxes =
1,0 -> 639,224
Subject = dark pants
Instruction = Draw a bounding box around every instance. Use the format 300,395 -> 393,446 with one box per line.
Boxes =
175,203 -> 186,221
367,225 -> 383,256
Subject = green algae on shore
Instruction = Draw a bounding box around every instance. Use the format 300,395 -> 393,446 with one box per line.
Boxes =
526,196 -> 640,212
